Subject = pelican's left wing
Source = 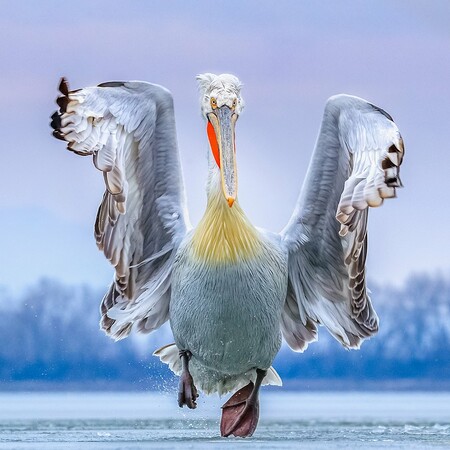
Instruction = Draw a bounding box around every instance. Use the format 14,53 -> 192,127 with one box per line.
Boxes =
280,94 -> 404,351
51,78 -> 190,340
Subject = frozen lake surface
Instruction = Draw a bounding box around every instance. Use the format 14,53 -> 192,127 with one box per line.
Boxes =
0,391 -> 449,449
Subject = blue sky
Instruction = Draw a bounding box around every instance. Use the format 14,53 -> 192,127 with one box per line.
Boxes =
0,1 -> 449,291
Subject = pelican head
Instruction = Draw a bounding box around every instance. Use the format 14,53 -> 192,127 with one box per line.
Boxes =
197,73 -> 245,207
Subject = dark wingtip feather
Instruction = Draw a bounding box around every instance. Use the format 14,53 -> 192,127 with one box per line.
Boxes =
50,111 -> 61,130
98,81 -> 126,88
53,77 -> 74,143
386,176 -> 403,188
381,157 -> 396,170
59,77 -> 69,95
369,102 -> 394,122
52,129 -> 65,141
56,95 -> 69,112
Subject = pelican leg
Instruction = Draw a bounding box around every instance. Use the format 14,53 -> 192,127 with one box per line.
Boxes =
220,368 -> 266,438
178,350 -> 198,409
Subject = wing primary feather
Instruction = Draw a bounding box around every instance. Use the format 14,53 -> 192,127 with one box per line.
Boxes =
59,77 -> 69,96
98,81 -> 126,88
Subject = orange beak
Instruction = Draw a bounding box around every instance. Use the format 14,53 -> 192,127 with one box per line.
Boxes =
207,106 -> 238,207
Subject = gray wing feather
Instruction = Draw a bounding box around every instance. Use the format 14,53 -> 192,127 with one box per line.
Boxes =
52,78 -> 189,340
281,94 -> 404,351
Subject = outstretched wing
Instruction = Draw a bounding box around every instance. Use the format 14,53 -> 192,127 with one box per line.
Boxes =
280,94 -> 404,351
51,78 -> 189,340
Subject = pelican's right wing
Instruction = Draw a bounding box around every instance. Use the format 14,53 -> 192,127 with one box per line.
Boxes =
51,78 -> 190,340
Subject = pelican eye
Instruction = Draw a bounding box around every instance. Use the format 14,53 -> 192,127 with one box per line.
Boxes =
210,97 -> 217,109
232,98 -> 237,109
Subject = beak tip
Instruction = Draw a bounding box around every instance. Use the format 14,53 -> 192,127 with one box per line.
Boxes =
227,197 -> 235,208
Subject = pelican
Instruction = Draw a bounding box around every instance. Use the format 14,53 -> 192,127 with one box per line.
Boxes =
50,73 -> 404,437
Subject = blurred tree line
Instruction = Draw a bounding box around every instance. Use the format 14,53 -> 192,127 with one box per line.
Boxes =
275,275 -> 450,386
1,275 -> 449,389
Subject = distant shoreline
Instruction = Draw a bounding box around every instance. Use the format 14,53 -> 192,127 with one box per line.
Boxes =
1,379 -> 450,392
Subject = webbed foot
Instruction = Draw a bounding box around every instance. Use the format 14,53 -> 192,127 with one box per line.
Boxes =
220,369 -> 266,438
177,350 -> 199,409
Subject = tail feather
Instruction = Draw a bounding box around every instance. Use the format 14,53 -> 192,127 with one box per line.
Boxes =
264,366 -> 283,387
153,343 -> 282,395
153,343 -> 182,375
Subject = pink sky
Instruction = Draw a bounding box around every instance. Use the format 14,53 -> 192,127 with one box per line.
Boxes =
0,1 -> 449,290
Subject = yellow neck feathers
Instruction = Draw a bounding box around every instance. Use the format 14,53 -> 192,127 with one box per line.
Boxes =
191,194 -> 263,264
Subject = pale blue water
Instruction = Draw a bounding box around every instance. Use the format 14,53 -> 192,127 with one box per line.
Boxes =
0,391 -> 449,449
